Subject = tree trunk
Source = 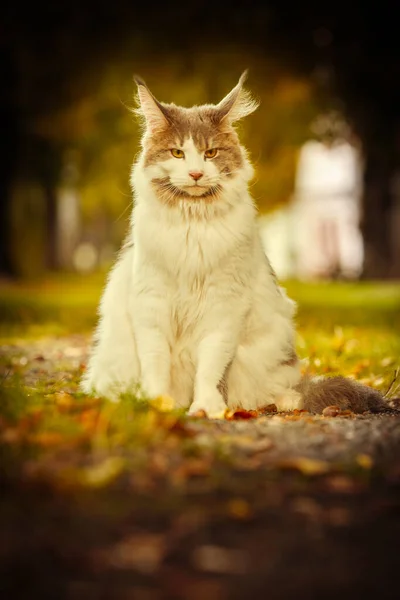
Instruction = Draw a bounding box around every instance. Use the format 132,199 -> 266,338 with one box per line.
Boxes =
361,138 -> 394,279
44,184 -> 59,270
0,44 -> 18,277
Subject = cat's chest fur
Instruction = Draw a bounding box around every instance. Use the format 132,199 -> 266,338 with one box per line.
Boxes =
131,198 -> 256,343
133,198 -> 255,284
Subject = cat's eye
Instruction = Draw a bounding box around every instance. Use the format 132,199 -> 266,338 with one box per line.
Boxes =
171,148 -> 184,159
204,148 -> 218,159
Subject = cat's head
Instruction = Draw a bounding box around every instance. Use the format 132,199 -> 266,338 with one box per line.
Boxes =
134,71 -> 258,206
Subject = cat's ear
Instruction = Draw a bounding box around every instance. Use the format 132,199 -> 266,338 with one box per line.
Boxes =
216,70 -> 259,123
134,76 -> 171,133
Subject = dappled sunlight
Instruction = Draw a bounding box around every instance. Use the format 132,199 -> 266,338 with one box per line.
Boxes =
1,277 -> 400,596
2,2 -> 400,595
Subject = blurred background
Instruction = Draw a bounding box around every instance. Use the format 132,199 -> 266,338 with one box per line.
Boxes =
1,0 -> 400,281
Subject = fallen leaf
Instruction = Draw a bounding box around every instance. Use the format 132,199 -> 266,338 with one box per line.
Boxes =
190,410 -> 207,419
229,436 -> 273,455
92,533 -> 165,573
227,498 -> 252,519
1,428 -> 22,444
28,432 -> 65,447
324,474 -> 364,493
208,409 -> 227,420
291,496 -> 322,520
322,405 -> 342,417
326,506 -> 351,526
261,403 -> 277,413
80,457 -> 126,488
279,457 -> 331,476
225,409 -> 258,420
55,391 -> 74,409
172,458 -> 210,482
356,453 -> 373,469
151,395 -> 176,411
380,357 -> 394,367
78,408 -> 100,429
340,410 -> 354,417
192,545 -> 247,574
168,418 -> 197,437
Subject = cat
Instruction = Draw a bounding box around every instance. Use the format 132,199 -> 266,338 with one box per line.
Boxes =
81,71 -> 389,418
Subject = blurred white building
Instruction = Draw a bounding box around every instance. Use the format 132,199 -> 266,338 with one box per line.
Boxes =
259,207 -> 295,280
260,115 -> 365,281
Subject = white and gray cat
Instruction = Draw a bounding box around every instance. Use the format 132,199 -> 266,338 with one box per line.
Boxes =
81,71 -> 388,417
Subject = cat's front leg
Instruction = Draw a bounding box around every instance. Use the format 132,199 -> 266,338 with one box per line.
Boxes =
135,325 -> 171,398
132,283 -> 172,399
81,247 -> 140,400
189,328 -> 238,419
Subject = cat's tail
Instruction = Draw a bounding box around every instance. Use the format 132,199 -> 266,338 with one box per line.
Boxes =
296,375 -> 398,414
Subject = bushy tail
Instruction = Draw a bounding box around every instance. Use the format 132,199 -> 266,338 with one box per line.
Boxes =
296,375 -> 397,414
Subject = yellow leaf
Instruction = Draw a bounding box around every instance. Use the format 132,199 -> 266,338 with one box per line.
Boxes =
29,432 -> 65,447
55,391 -> 74,409
380,357 -> 394,367
356,454 -> 373,469
227,498 -> 252,519
151,395 -> 176,412
1,428 -> 21,444
80,457 -> 126,488
208,409 -> 227,420
225,409 -> 258,420
280,457 -> 331,476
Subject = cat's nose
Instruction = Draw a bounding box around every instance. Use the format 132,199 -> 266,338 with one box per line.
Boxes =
189,171 -> 204,181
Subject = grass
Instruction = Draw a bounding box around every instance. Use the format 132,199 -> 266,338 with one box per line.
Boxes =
0,270 -> 107,338
1,273 -> 399,379
1,273 -> 400,599
1,271 -> 399,334
0,273 -> 399,491
1,273 -> 399,384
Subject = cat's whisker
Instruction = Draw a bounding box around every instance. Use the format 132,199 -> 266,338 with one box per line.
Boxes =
114,199 -> 134,224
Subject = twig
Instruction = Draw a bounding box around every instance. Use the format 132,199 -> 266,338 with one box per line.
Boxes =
389,382 -> 400,399
384,367 -> 400,397
1,369 -> 12,383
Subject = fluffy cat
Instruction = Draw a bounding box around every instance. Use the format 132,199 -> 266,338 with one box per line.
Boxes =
81,72 -> 389,417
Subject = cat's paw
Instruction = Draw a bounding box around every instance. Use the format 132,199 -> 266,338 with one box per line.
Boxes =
189,390 -> 227,419
274,390 -> 303,412
81,369 -> 135,402
81,374 -> 121,402
140,383 -> 172,403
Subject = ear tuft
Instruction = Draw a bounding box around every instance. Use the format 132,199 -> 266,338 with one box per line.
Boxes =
134,75 -> 170,133
216,70 -> 259,123
133,74 -> 147,88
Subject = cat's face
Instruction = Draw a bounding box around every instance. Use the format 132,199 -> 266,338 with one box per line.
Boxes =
135,72 -> 258,205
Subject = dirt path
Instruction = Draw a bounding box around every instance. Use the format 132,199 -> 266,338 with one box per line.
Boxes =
1,337 -> 400,599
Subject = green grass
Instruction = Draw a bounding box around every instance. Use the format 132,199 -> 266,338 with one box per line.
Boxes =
1,272 -> 399,335
286,280 -> 400,389
0,271 -> 107,339
0,273 -> 399,492
1,272 -> 399,391
1,274 -> 399,380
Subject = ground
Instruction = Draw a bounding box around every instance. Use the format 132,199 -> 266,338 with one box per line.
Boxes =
1,275 -> 400,599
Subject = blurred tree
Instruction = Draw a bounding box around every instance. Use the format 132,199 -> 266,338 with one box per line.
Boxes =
2,0 -> 399,277
0,37 -> 18,276
330,9 -> 400,278
270,1 -> 400,277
